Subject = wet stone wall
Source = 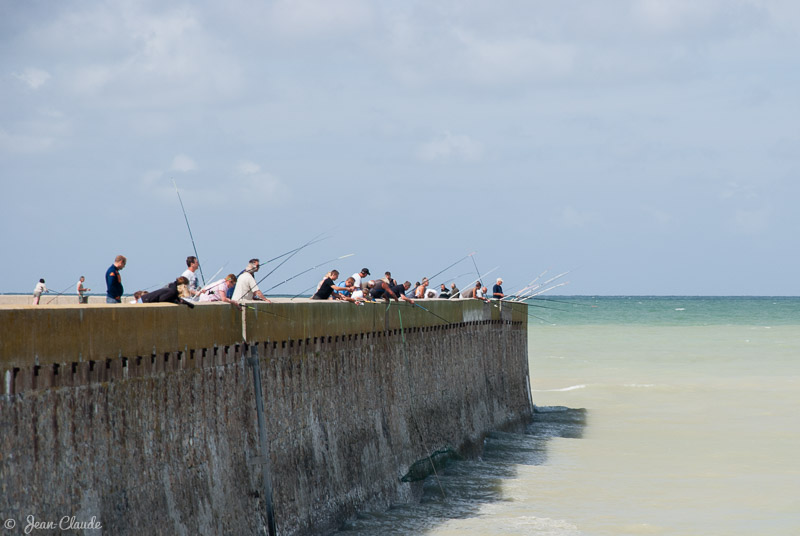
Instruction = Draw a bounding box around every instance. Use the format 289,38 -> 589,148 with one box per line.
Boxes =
0,301 -> 531,535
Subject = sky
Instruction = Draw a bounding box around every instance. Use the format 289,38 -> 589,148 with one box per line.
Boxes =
1,0 -> 798,296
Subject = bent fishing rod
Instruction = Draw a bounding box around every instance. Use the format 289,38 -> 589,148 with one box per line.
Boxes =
511,270 -> 571,301
265,253 -> 355,295
173,178 -> 206,287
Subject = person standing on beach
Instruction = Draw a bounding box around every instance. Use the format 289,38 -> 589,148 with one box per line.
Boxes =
77,276 -> 91,304
105,255 -> 126,304
32,279 -> 47,305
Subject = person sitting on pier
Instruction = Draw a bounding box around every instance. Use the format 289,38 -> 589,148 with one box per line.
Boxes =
311,270 -> 354,300
232,259 -> 270,302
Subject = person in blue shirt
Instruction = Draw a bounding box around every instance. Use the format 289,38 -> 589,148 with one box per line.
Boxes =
492,278 -> 505,300
105,255 -> 127,303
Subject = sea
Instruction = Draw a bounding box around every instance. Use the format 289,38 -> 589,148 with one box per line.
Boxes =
334,296 -> 800,535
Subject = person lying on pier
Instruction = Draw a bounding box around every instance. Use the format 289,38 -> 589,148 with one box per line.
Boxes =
198,274 -> 241,308
232,259 -> 270,302
369,279 -> 414,304
311,270 -> 354,300
141,277 -> 195,308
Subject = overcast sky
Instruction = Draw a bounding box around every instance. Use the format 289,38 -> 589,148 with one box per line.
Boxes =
2,0 -> 798,296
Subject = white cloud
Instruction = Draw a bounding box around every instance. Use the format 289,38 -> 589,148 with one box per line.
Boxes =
171,154 -> 198,172
12,67 -> 51,89
417,132 -> 484,162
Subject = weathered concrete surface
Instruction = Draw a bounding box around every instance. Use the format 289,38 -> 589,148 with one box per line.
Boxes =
0,300 -> 531,535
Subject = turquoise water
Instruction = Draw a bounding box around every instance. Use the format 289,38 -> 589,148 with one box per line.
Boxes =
335,297 -> 800,535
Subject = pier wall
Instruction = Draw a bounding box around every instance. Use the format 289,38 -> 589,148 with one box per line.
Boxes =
0,300 -> 531,535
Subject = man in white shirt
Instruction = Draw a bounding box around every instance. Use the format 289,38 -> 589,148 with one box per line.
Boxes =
181,256 -> 201,296
76,276 -> 91,304
351,268 -> 370,293
232,259 -> 270,302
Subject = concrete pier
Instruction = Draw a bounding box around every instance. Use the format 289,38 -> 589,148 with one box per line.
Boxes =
0,299 -> 532,535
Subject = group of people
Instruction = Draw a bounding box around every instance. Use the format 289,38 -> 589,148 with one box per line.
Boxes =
32,255 -> 506,307
309,268 -> 506,305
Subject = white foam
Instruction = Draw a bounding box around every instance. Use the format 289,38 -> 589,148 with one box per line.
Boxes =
534,384 -> 586,392
624,383 -> 655,388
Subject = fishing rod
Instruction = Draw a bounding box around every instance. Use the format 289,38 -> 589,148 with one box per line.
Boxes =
173,178 -> 206,287
265,253 -> 355,295
438,272 -> 472,287
469,252 -> 482,282
262,235 -> 329,265
527,296 -> 597,308
256,232 -> 326,287
454,266 -> 499,298
198,263 -> 229,292
411,302 -> 452,324
510,269 -> 549,301
289,284 -> 317,300
529,281 -> 570,297
427,252 -> 475,282
44,283 -> 75,304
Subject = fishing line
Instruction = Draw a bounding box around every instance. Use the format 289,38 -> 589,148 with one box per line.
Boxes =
256,232 -> 327,287
173,178 -> 206,287
397,307 -> 447,498
264,253 -> 355,294
427,252 -> 475,283
44,283 -> 75,304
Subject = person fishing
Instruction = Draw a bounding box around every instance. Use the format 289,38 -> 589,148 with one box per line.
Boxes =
141,276 -> 195,307
311,270 -> 354,300
369,279 -> 415,304
232,259 -> 270,302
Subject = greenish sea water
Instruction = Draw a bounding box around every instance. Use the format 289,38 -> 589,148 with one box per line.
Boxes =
336,297 -> 800,535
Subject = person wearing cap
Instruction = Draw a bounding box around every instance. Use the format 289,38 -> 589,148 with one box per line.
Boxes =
351,268 -> 371,293
492,278 -> 505,300
232,258 -> 270,302
198,274 -> 240,307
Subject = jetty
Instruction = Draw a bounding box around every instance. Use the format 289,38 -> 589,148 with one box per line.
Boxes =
0,298 -> 532,535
